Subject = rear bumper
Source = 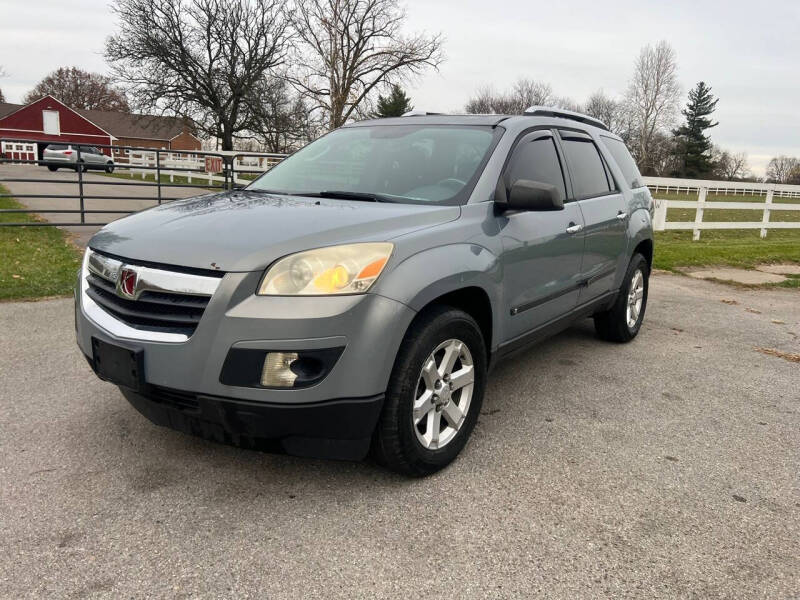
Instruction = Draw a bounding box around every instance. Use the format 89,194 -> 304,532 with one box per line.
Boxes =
119,384 -> 384,461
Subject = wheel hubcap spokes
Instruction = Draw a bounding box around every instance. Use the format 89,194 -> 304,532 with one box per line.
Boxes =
413,339 -> 475,450
626,269 -> 644,328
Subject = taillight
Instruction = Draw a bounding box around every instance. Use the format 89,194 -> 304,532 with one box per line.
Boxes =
63,150 -> 73,156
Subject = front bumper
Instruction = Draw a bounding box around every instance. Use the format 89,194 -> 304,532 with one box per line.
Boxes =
75,254 -> 417,458
119,386 -> 384,460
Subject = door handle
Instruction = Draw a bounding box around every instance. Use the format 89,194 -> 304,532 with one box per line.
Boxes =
566,223 -> 583,234
616,211 -> 628,220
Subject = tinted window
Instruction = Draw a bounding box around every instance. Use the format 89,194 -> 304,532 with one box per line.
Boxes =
561,138 -> 612,199
506,136 -> 567,202
602,136 -> 643,188
249,125 -> 499,205
46,144 -> 67,151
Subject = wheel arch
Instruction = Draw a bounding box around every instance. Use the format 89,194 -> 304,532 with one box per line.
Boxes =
374,243 -> 502,352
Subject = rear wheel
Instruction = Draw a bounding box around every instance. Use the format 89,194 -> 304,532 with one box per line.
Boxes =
105,163 -> 114,173
372,306 -> 487,476
594,253 -> 649,342
47,166 -> 58,172
76,161 -> 87,173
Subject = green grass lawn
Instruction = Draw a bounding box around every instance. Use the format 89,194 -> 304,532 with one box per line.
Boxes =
0,185 -> 83,301
101,170 -> 222,188
651,188 -> 800,286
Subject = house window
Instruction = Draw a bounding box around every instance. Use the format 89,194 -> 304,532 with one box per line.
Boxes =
42,110 -> 60,135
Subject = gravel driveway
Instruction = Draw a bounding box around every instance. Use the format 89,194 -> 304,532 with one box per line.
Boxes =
0,273 -> 798,598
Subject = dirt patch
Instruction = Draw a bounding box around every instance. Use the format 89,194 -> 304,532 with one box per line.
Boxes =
687,268 -> 786,285
756,264 -> 800,276
754,347 -> 800,363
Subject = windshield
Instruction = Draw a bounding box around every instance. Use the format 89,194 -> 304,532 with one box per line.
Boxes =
248,125 -> 499,205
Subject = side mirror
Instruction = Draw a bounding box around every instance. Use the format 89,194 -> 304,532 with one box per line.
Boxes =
504,180 -> 564,211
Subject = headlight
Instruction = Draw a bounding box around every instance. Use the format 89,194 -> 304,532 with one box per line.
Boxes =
257,243 -> 394,296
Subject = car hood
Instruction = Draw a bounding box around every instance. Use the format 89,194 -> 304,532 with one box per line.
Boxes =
89,190 -> 460,272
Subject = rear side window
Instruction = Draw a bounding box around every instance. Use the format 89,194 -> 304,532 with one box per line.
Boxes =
602,136 -> 643,189
560,136 -> 612,199
506,136 -> 567,202
47,144 -> 67,151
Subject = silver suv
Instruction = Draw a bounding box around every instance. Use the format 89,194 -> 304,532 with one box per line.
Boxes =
75,107 -> 654,475
43,144 -> 115,173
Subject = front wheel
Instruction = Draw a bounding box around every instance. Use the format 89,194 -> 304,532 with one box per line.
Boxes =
594,253 -> 649,342
47,166 -> 58,172
372,306 -> 487,476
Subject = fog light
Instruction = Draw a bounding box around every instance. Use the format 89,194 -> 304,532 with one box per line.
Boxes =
261,352 -> 299,387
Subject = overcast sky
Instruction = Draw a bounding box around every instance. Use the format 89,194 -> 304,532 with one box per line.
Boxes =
1,0 -> 798,175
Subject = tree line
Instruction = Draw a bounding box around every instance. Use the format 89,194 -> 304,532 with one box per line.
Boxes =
1,7 -> 799,183
1,0 -> 437,154
465,41 -> 760,182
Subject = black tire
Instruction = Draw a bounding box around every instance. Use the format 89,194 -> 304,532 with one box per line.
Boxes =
594,253 -> 649,343
105,163 -> 114,173
372,306 -> 487,476
76,161 -> 87,173
47,166 -> 58,172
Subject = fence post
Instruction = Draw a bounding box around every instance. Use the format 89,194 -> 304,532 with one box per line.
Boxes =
761,188 -> 774,239
77,146 -> 85,224
653,198 -> 667,231
693,187 -> 707,241
156,149 -> 162,205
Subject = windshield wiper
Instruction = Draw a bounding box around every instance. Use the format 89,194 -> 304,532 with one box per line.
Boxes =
317,190 -> 393,203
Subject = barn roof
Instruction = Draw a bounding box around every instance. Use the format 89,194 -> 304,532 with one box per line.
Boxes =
0,102 -> 22,119
0,96 -> 193,142
75,109 -> 192,141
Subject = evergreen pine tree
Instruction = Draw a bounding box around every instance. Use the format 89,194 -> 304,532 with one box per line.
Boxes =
672,82 -> 719,177
374,85 -> 413,118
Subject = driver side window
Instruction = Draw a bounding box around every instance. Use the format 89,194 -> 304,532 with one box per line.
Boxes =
507,136 -> 567,202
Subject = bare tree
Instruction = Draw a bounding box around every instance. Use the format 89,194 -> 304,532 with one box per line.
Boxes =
765,155 -> 800,183
0,66 -> 8,103
624,41 -> 681,174
106,0 -> 292,150
289,0 -> 443,130
251,77 -> 320,153
584,90 -> 628,133
465,78 -> 553,114
22,67 -> 130,112
511,79 -> 554,109
550,96 -> 582,113
713,148 -> 750,180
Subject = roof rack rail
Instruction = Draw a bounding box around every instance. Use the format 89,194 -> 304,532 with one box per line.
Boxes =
402,110 -> 443,117
523,106 -> 609,131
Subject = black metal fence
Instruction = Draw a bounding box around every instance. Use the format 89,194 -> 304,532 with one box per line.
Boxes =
0,138 -> 286,227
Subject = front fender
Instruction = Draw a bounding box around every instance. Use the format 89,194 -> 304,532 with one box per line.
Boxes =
373,243 -> 502,349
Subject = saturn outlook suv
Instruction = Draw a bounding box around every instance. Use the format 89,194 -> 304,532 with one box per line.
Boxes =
75,107 -> 654,476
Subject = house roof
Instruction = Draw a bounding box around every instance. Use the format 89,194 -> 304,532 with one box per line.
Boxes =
0,102 -> 22,119
74,109 -> 192,141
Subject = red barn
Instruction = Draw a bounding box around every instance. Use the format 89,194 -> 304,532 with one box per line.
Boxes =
0,95 -> 201,161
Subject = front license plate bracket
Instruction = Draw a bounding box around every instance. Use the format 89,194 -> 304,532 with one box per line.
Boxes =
91,337 -> 144,391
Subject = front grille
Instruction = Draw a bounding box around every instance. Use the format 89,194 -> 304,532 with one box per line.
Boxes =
148,385 -> 201,412
86,272 -> 211,336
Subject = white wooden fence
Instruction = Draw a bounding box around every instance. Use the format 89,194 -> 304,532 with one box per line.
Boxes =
123,150 -> 287,186
644,176 -> 800,240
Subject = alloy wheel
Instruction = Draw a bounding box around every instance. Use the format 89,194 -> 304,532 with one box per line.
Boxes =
626,269 -> 645,329
413,339 -> 475,450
